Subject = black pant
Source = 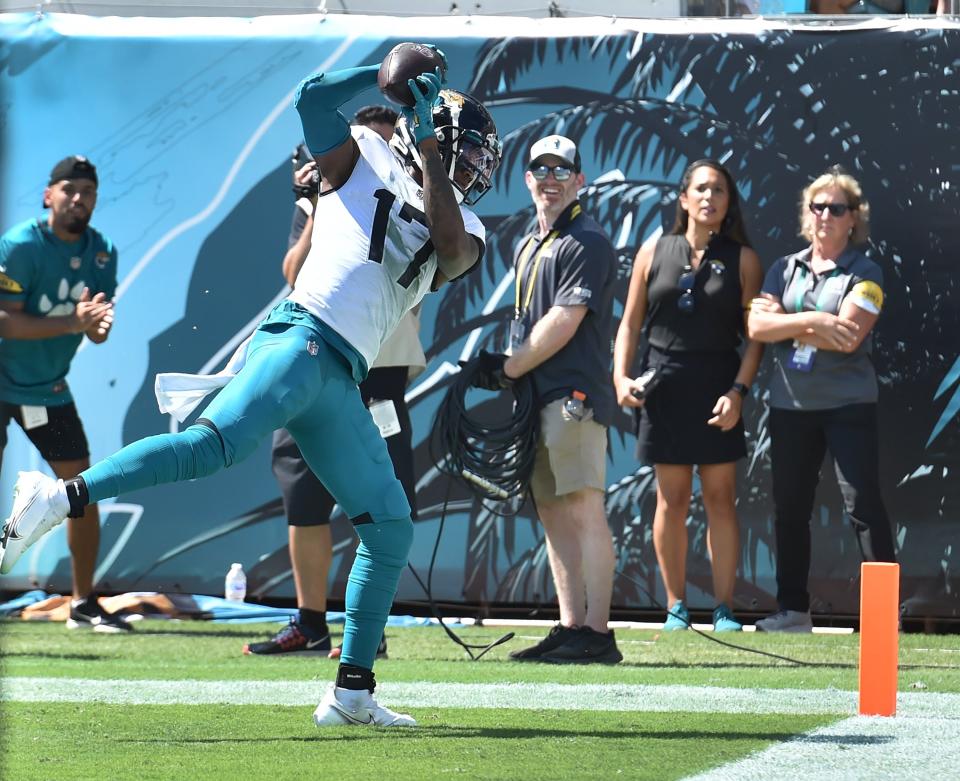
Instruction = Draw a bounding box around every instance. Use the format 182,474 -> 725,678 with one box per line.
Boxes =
769,403 -> 896,612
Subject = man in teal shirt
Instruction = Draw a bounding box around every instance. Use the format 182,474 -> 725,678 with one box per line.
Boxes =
0,156 -> 128,632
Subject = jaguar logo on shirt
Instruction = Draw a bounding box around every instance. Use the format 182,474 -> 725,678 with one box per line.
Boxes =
38,278 -> 86,317
95,252 -> 110,269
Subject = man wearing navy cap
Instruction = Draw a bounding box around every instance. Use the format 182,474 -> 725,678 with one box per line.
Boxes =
0,155 -> 127,632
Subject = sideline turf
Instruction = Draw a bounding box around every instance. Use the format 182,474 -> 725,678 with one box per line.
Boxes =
2,621 -> 959,692
0,702 -> 833,781
1,621 -> 958,780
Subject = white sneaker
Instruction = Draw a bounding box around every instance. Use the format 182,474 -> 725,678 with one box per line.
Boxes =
0,471 -> 70,575
755,609 -> 813,633
312,684 -> 416,728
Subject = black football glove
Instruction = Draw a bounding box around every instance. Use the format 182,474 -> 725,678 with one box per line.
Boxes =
462,350 -> 514,391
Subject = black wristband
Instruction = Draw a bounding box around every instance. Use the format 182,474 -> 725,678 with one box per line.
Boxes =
731,382 -> 750,398
64,476 -> 89,518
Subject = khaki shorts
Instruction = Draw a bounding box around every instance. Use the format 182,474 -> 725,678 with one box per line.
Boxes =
530,398 -> 608,503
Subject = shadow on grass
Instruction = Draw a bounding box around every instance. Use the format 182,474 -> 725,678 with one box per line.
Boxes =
796,734 -> 894,746
616,660 -> 858,670
117,727 -> 827,743
615,660 -> 960,671
129,628 -> 274,639
0,651 -> 106,661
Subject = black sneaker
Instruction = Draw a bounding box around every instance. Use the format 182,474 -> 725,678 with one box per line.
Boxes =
508,623 -> 579,661
328,633 -> 388,660
243,619 -> 331,655
66,598 -> 133,633
540,626 -> 623,665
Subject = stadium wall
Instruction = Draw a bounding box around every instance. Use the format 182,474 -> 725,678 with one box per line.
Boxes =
1,12 -> 958,620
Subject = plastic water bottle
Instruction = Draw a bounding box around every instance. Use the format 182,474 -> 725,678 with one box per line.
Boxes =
224,562 -> 247,602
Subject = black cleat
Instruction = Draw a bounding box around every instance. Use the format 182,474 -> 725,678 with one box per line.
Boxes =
243,619 -> 331,655
66,598 -> 133,633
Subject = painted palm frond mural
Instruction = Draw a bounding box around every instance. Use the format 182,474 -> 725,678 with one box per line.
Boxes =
13,18 -> 957,617
413,24 -> 960,616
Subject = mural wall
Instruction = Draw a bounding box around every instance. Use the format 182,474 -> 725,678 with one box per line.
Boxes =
1,12 -> 958,619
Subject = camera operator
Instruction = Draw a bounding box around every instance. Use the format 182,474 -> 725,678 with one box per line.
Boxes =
470,135 -> 621,664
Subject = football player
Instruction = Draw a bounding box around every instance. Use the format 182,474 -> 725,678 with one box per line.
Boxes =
0,48 -> 502,726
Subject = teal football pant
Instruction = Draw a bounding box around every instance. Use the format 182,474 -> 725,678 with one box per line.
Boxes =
81,306 -> 413,670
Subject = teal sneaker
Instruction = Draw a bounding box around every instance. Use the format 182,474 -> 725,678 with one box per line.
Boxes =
712,604 -> 742,633
663,600 -> 690,631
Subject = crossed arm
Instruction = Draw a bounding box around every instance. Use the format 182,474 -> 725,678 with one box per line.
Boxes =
747,294 -> 875,353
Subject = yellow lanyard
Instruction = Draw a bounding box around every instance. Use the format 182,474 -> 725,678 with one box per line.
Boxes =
514,231 -> 559,319
514,204 -> 582,319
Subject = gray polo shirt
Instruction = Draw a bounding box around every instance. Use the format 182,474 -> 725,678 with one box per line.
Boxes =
761,246 -> 884,411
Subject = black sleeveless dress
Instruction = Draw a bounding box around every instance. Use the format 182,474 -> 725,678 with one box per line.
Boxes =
636,234 -> 748,465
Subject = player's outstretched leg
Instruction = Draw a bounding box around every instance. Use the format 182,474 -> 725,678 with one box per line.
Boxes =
0,421 -> 226,575
1,322 -> 319,574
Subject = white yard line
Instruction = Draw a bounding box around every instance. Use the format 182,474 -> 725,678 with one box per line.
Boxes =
6,678 -> 956,779
687,714 -> 960,781
2,678 -> 958,718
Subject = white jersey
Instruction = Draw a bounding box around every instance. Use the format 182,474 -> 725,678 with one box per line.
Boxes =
289,125 -> 485,370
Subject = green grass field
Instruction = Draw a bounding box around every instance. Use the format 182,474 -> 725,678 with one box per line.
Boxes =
2,620 -> 959,780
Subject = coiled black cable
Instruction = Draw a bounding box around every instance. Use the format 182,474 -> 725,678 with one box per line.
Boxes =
406,360 -> 541,659
429,359 -> 540,506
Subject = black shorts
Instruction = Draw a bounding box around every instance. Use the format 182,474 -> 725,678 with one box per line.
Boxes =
270,366 -> 418,526
0,401 -> 90,467
635,346 -> 746,465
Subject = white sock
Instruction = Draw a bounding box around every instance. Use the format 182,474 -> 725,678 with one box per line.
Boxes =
51,480 -> 71,518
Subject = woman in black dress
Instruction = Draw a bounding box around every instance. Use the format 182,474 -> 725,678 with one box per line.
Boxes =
613,159 -> 763,632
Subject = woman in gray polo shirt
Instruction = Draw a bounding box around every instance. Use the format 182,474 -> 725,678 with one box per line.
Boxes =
747,168 -> 897,632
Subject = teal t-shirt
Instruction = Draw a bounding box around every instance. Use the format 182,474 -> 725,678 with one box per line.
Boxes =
0,218 -> 118,406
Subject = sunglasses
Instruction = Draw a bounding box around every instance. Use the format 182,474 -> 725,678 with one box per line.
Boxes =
677,265 -> 696,315
809,201 -> 852,217
529,164 -> 574,182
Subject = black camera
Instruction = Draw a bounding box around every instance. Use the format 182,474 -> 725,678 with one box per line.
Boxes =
291,143 -> 318,199
631,366 -> 661,401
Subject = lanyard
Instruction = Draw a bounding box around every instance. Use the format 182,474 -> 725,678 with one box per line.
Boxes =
793,265 -> 842,314
514,230 -> 559,319
514,204 -> 582,319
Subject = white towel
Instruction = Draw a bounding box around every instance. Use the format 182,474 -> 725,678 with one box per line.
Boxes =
154,334 -> 252,423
